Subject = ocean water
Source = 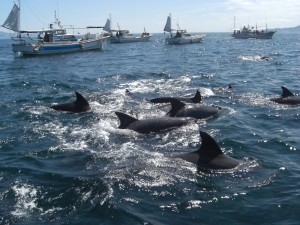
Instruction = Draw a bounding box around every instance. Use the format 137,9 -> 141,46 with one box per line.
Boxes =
0,32 -> 299,225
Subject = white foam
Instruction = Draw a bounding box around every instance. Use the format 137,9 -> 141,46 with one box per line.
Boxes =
238,55 -> 264,62
11,182 -> 41,217
200,87 -> 215,96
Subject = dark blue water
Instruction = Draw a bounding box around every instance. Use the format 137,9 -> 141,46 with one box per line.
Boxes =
0,32 -> 299,225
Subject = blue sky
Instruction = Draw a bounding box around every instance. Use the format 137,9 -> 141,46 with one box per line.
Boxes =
1,0 -> 300,33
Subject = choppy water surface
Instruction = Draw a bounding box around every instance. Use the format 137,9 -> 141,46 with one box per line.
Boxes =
0,32 -> 299,225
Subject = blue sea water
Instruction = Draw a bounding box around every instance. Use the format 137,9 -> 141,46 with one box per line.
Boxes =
0,32 -> 299,225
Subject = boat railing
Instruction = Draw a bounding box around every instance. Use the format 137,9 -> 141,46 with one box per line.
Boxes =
11,35 -> 40,44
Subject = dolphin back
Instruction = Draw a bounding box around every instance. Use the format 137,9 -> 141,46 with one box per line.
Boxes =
198,131 -> 223,155
75,92 -> 89,105
74,92 -> 90,112
115,112 -> 138,129
176,131 -> 240,170
51,103 -> 76,112
150,97 -> 179,104
166,99 -> 186,117
281,86 -> 294,98
191,90 -> 202,103
197,131 -> 239,169
50,92 -> 90,113
270,87 -> 300,105
150,90 -> 201,104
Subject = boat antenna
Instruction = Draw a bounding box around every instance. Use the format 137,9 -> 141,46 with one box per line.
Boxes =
264,9 -> 268,31
56,0 -> 60,24
233,16 -> 236,30
54,11 -> 63,29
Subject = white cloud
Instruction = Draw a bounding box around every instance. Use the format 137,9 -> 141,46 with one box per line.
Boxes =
225,0 -> 258,11
223,0 -> 300,29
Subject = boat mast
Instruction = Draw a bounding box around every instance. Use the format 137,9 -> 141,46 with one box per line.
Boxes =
18,0 -> 21,32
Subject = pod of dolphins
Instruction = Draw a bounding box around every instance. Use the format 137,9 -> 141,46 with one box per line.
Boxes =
50,86 -> 300,171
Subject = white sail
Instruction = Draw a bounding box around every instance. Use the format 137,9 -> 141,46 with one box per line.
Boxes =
103,18 -> 111,32
163,14 -> 171,32
2,3 -> 20,32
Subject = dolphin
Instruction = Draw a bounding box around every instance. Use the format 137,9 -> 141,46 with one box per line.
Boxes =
165,99 -> 219,120
150,90 -> 201,104
115,111 -> 193,134
270,86 -> 300,105
260,56 -> 272,61
125,89 -> 130,95
175,131 -> 240,170
50,91 -> 90,113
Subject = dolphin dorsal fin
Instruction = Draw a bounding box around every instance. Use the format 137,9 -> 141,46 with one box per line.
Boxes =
281,87 -> 294,98
166,99 -> 186,117
115,112 -> 138,129
75,92 -> 89,105
197,131 -> 223,156
191,90 -> 202,103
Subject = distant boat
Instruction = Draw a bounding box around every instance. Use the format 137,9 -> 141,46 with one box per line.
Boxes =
103,16 -> 152,43
232,25 -> 276,39
109,28 -> 152,43
163,14 -> 205,44
231,17 -> 276,39
2,3 -> 109,56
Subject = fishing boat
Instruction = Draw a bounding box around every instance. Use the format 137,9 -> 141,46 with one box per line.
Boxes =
2,3 -> 109,56
231,17 -> 276,39
109,28 -> 152,43
163,14 -> 205,44
232,25 -> 276,39
103,17 -> 152,43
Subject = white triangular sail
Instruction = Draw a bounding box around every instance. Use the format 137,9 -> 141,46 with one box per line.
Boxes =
163,14 -> 172,32
2,3 -> 20,32
103,18 -> 111,32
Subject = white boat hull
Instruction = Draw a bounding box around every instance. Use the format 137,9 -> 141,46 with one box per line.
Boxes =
109,35 -> 152,43
231,31 -> 276,39
12,38 -> 108,55
165,34 -> 205,44
80,39 -> 104,50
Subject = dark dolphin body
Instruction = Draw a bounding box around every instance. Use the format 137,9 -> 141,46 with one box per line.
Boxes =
270,86 -> 300,105
115,112 -> 193,134
150,90 -> 201,104
175,131 -> 240,170
166,99 -> 219,120
50,92 -> 90,113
